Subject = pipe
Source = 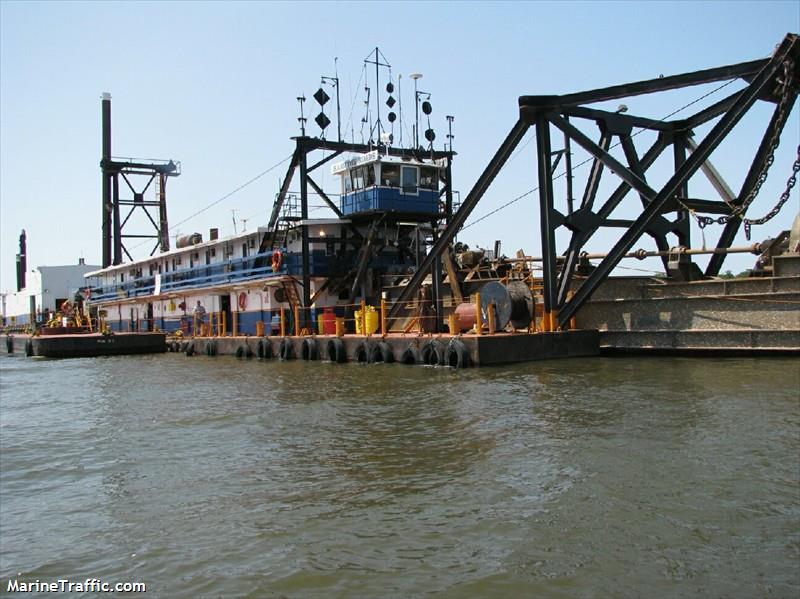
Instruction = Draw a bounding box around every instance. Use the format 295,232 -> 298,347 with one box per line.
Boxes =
486,243 -> 763,265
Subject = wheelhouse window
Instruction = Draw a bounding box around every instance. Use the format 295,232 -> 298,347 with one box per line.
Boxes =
344,173 -> 352,193
352,167 -> 364,190
382,163 -> 400,187
365,164 -> 376,187
420,167 -> 438,191
401,166 -> 418,194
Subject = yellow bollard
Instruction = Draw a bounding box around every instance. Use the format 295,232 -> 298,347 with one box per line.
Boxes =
232,311 -> 238,336
222,311 -> 227,336
380,298 -> 387,337
551,310 -> 560,332
448,313 -> 458,335
566,291 -> 577,331
280,308 -> 286,338
256,320 -> 265,337
475,292 -> 482,335
488,301 -> 496,335
294,305 -> 301,336
335,316 -> 345,337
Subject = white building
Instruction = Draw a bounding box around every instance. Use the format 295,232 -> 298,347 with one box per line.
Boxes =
1,260 -> 100,326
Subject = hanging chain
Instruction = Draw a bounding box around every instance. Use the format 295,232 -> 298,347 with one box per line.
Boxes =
743,145 -> 800,238
697,57 -> 797,238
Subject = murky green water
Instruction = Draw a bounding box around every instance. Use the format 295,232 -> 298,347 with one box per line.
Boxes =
1,352 -> 798,598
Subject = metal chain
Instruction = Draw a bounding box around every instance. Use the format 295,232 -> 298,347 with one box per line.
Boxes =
743,145 -> 800,238
696,58 -> 797,237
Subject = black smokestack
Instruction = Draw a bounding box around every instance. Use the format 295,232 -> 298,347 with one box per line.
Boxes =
101,92 -> 112,268
16,229 -> 26,291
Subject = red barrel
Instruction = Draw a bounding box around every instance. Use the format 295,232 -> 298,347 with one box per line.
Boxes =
322,308 -> 336,335
454,302 -> 477,332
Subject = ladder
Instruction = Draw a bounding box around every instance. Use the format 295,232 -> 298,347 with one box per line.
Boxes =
281,278 -> 302,312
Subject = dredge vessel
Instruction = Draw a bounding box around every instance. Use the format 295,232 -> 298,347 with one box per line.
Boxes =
6,38 -> 799,363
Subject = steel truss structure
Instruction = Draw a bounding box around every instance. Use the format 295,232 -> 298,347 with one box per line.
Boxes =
100,94 -> 180,268
259,137 -> 455,329
388,33 -> 799,329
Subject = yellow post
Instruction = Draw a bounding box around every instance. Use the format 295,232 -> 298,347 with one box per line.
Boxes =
448,313 -> 458,335
256,320 -> 265,337
232,311 -> 238,337
488,301 -> 496,335
551,310 -> 560,332
475,292 -> 482,335
222,311 -> 227,336
293,305 -> 300,336
280,308 -> 286,337
380,298 -> 387,337
567,291 -> 577,330
358,299 -> 366,337
193,315 -> 197,337
335,316 -> 344,337
542,310 -> 551,332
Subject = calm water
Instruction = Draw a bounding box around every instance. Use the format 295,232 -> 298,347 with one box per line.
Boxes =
1,352 -> 798,598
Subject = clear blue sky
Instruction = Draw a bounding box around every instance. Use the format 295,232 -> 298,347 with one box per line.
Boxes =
1,0 -> 798,291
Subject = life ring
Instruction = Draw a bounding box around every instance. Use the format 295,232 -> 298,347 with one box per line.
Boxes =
446,339 -> 470,369
238,292 -> 247,311
271,250 -> 283,272
326,338 -> 346,363
370,341 -> 394,364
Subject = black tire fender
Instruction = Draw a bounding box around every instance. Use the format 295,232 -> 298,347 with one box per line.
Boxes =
326,338 -> 346,363
185,341 -> 195,356
354,341 -> 370,363
447,339 -> 470,368
279,337 -> 293,360
421,340 -> 445,366
399,345 -> 419,365
301,338 -> 318,361
370,341 -> 394,363
24,339 -> 33,357
6,335 -> 13,354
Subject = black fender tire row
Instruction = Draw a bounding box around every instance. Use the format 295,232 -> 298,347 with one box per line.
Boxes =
324,338 -> 470,368
173,336 -> 468,368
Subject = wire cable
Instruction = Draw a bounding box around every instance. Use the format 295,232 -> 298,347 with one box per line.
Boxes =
128,154 -> 292,251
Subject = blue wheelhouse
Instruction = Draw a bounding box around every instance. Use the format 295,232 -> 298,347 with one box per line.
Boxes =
333,150 -> 442,217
